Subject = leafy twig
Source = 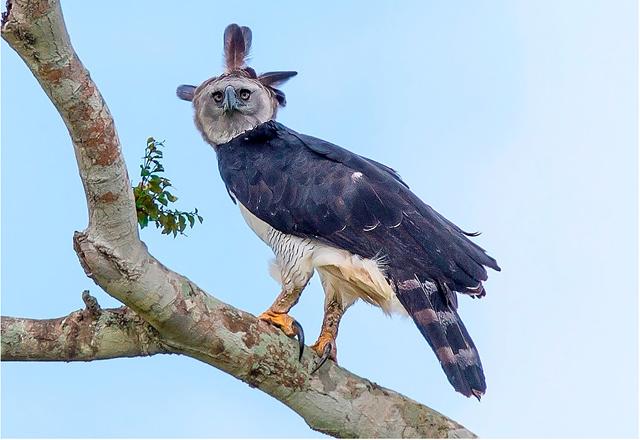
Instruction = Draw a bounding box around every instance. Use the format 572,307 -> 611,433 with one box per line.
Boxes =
133,137 -> 203,237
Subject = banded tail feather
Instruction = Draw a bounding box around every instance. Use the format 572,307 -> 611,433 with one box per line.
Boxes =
394,272 -> 486,399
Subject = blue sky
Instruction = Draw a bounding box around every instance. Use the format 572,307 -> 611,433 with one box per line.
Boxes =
1,0 -> 637,437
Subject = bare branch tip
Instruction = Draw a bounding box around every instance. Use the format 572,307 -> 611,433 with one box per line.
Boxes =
81,290 -> 101,317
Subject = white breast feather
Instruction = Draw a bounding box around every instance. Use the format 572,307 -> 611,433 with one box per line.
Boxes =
236,200 -> 407,316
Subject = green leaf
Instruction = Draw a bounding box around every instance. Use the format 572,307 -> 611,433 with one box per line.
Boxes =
133,136 -> 204,237
149,180 -> 162,194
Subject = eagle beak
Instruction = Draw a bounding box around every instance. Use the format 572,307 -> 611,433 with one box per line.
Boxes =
222,86 -> 238,113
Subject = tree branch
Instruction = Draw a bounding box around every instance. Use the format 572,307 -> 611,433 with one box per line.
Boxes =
1,0 -> 476,437
1,292 -> 167,361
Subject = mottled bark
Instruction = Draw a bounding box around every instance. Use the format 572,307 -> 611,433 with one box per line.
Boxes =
2,292 -> 167,361
0,0 -> 476,437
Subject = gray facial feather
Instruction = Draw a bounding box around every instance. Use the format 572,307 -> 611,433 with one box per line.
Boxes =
192,75 -> 278,146
177,24 -> 296,147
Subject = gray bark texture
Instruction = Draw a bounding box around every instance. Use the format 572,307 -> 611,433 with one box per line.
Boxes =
0,0 -> 477,437
2,292 -> 168,361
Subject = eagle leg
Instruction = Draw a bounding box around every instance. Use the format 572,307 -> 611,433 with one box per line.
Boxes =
310,295 -> 345,372
310,338 -> 334,374
259,287 -> 305,361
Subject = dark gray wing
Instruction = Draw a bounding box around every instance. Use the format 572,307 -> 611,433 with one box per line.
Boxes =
217,121 -> 500,295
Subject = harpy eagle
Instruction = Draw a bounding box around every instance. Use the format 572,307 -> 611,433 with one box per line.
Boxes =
177,24 -> 500,398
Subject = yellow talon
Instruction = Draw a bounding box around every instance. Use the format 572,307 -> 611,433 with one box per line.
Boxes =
259,310 -> 297,337
259,309 -> 305,361
311,331 -> 337,361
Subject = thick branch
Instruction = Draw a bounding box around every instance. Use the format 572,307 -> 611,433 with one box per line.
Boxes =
1,295 -> 167,361
1,0 -> 142,256
1,1 -> 476,437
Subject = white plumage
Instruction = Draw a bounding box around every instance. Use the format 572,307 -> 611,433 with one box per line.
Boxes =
237,201 -> 406,315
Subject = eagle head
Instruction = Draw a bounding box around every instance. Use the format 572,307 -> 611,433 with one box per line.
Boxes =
177,24 -> 297,146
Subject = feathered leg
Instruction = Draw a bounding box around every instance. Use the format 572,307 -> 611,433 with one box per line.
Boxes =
259,241 -> 316,361
310,293 -> 355,373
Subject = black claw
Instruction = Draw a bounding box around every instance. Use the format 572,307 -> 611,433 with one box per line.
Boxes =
292,319 -> 305,361
311,341 -> 333,374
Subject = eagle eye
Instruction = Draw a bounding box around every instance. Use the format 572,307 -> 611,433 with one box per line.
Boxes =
212,91 -> 223,103
239,89 -> 251,100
